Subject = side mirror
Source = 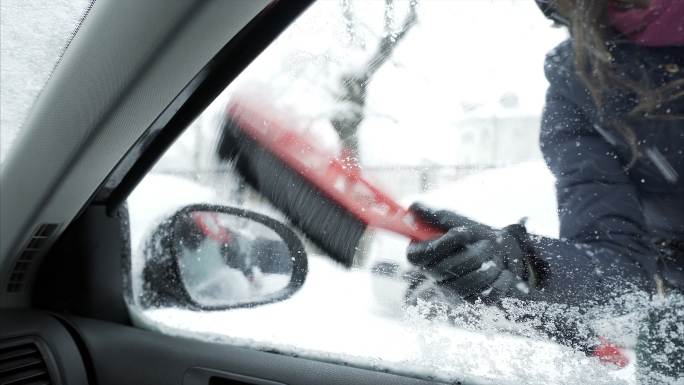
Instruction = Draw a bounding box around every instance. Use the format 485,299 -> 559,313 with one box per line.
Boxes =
141,204 -> 307,310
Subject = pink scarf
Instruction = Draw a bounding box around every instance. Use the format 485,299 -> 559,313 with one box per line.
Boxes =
608,0 -> 684,46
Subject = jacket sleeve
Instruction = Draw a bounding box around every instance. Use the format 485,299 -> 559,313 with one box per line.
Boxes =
529,41 -> 656,305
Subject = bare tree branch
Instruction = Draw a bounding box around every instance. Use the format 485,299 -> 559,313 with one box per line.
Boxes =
331,0 -> 419,160
367,0 -> 417,77
384,0 -> 394,35
341,0 -> 365,49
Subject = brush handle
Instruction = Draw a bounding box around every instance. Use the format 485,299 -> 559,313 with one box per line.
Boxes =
372,211 -> 445,242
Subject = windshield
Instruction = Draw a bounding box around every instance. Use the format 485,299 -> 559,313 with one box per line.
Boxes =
127,1 -> 684,384
0,0 -> 92,165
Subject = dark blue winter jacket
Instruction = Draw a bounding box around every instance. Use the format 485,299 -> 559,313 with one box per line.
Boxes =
534,39 -> 684,305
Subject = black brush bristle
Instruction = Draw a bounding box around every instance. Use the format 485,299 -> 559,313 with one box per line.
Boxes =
217,117 -> 366,267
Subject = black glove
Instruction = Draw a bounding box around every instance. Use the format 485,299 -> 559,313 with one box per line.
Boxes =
407,203 -> 544,304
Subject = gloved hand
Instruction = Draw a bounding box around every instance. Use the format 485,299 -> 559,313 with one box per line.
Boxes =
407,203 -> 544,304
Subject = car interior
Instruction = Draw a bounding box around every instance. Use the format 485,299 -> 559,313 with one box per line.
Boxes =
0,1 -> 448,384
9,0 -> 681,382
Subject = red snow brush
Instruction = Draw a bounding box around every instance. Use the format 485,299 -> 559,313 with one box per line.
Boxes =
217,91 -> 443,267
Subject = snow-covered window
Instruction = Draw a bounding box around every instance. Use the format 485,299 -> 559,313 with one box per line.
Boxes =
126,1 -> 684,384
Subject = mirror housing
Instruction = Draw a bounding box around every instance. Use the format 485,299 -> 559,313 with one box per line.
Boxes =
141,204 -> 307,310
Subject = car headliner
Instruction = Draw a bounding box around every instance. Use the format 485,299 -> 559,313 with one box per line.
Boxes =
0,0 -> 271,307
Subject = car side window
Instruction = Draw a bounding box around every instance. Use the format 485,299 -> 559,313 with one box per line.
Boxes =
126,1 -> 683,384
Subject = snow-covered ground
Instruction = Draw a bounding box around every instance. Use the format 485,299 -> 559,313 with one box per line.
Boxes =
406,161 -> 560,238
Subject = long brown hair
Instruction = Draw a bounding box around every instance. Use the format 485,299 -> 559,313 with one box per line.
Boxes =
551,0 -> 684,167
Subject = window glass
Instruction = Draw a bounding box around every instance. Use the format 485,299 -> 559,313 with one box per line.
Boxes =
127,1 -> 684,384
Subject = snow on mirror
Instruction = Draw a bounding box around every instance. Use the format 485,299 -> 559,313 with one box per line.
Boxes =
141,205 -> 307,310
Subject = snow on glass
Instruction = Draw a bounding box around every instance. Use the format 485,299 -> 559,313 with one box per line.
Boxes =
126,1 -> 683,384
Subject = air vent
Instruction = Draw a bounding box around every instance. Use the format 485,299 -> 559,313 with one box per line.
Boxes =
0,340 -> 51,385
6,223 -> 60,293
